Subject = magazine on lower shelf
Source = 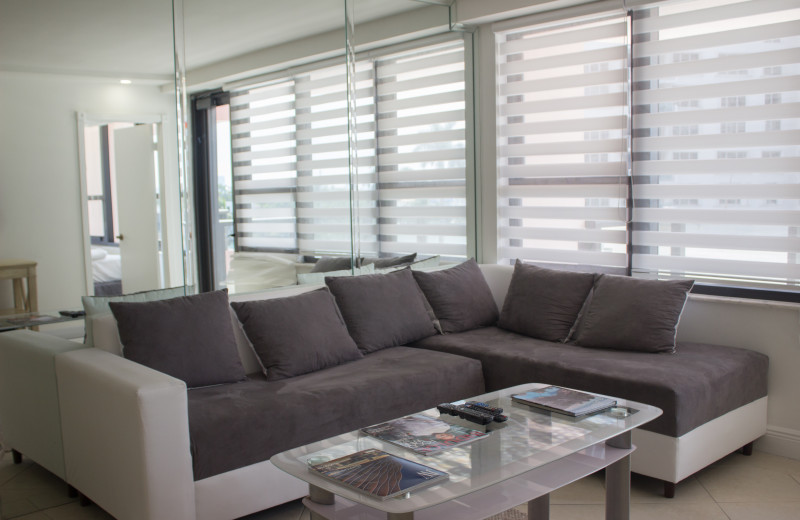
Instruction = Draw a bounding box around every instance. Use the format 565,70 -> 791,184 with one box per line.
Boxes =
308,448 -> 448,500
361,413 -> 489,455
511,385 -> 616,417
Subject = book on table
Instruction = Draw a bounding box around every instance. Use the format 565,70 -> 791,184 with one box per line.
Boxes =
511,385 -> 616,417
308,448 -> 448,500
361,413 -> 489,455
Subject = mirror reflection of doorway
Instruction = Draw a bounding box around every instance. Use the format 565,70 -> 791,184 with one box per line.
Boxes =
79,115 -> 171,296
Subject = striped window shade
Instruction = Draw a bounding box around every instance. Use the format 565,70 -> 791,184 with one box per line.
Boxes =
632,0 -> 800,289
366,38 -> 468,259
496,11 -> 631,271
229,37 -> 468,259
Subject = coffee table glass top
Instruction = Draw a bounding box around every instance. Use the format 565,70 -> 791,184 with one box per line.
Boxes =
271,383 -> 662,514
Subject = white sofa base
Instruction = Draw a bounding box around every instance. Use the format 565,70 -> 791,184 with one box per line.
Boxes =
632,396 -> 768,484
195,460 -> 306,520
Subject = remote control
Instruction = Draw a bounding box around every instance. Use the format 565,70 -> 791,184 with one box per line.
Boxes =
437,403 -> 494,425
465,401 -> 508,423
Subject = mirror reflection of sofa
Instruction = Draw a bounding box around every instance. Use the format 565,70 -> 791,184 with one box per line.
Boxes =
224,251 -> 441,293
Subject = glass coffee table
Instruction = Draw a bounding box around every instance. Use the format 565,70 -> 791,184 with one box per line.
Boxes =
271,383 -> 661,520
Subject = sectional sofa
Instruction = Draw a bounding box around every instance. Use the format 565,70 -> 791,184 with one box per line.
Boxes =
0,261 -> 768,520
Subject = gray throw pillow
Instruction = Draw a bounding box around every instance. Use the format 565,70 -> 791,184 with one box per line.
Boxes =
573,275 -> 694,353
82,286 -> 187,347
361,253 -> 417,269
412,259 -> 498,333
498,261 -> 596,342
310,256 -> 356,273
325,269 -> 438,353
231,288 -> 362,381
109,290 -> 246,388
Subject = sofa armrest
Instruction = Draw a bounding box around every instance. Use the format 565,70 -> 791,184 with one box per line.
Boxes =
0,330 -> 87,478
56,348 -> 196,520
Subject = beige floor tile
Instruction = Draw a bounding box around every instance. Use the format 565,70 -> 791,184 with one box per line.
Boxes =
0,456 -> 34,487
629,474 -> 714,504
7,512 -> 50,520
238,499 -> 307,519
718,451 -> 800,476
550,472 -> 606,504
0,493 -> 40,519
630,501 -> 730,520
39,502 -> 115,520
696,460 -> 800,503
549,504 -> 605,520
719,502 -> 800,520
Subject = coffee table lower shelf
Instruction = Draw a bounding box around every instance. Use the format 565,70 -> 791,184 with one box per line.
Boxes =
301,441 -> 634,520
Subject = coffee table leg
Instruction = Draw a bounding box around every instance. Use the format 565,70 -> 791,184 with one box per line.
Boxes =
308,484 -> 335,520
605,431 -> 632,520
527,494 -> 549,519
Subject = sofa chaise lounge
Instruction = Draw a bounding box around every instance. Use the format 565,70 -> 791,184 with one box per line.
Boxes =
0,262 -> 768,520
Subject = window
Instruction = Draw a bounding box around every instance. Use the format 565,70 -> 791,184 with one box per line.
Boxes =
496,12 -> 630,271
496,0 -> 800,295
229,37 -> 468,260
632,0 -> 800,292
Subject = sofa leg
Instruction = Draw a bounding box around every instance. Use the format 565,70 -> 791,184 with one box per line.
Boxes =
663,481 -> 676,499
741,441 -> 754,456
11,449 -> 22,464
67,485 -> 78,498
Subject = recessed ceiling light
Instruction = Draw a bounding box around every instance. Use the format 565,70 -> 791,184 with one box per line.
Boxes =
120,79 -> 132,85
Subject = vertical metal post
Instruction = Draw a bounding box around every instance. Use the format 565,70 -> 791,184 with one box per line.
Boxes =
527,494 -> 550,520
605,430 -> 632,520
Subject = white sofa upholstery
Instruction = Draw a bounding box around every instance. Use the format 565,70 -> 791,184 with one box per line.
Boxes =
1,265 -> 768,520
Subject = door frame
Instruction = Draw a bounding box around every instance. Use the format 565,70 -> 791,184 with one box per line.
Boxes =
76,112 -> 167,296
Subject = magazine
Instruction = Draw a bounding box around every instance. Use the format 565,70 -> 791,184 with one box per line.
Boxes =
308,448 -> 448,500
511,385 -> 616,417
361,414 -> 489,455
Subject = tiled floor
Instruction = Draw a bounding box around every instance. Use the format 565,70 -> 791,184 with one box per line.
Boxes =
1,449 -> 798,520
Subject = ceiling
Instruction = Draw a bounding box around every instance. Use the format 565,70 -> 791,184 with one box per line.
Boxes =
0,0 -> 425,82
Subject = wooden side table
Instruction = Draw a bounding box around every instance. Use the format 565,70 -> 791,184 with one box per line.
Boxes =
0,260 -> 38,316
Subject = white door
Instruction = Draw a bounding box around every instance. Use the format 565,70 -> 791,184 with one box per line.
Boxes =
113,124 -> 162,293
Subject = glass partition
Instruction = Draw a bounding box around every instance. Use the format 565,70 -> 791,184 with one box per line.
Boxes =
0,0 -> 186,308
181,0 -> 466,295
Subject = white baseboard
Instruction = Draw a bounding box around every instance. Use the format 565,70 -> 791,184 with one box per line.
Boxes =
755,425 -> 800,461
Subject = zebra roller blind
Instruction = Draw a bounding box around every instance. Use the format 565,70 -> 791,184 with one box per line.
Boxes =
229,36 -> 468,260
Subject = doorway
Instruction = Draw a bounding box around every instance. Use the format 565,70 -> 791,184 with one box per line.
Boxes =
77,113 -> 177,296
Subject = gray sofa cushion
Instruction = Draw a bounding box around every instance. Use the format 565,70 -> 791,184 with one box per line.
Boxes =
574,275 -> 694,354
186,346 -> 485,480
411,326 -> 768,438
231,288 -> 363,381
498,261 -> 595,342
326,269 -> 438,353
412,259 -> 498,333
110,290 -> 247,389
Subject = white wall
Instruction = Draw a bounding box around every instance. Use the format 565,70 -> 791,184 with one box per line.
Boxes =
0,72 -> 177,311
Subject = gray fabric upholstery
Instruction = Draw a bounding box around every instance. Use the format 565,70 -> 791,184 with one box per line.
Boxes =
410,326 -> 768,438
326,269 -> 438,353
574,275 -> 694,353
412,259 -> 499,333
498,261 -> 595,342
231,288 -> 362,381
310,256 -> 354,273
187,346 -> 485,480
110,290 -> 246,388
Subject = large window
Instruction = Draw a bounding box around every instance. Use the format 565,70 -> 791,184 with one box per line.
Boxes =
497,0 -> 799,296
229,36 -> 468,261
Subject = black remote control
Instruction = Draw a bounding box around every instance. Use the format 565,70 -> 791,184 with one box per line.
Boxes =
465,401 -> 508,422
437,403 -> 494,425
